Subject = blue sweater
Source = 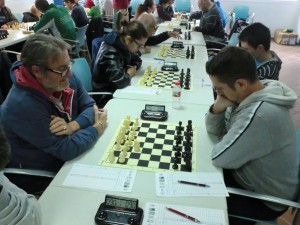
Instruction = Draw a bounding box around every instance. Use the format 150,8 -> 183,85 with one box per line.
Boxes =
0,61 -> 99,172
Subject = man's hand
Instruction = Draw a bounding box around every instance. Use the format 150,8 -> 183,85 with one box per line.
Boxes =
93,105 -> 108,136
144,46 -> 151,53
168,31 -> 181,39
49,115 -> 74,136
211,95 -> 235,114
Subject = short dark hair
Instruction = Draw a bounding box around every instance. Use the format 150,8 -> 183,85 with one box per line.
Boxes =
239,22 -> 271,51
35,0 -> 50,13
120,20 -> 148,41
159,0 -> 169,5
0,126 -> 10,170
206,46 -> 258,89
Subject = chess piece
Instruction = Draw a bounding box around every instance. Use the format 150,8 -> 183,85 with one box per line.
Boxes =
115,139 -> 121,150
184,32 -> 187,40
109,149 -> 115,163
118,152 -> 126,164
123,143 -> 129,155
172,162 -> 179,170
134,140 -> 140,152
188,23 -> 191,30
134,118 -> 139,127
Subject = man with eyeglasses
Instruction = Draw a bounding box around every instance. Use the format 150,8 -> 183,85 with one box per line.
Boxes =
0,34 -> 108,194
137,12 -> 181,53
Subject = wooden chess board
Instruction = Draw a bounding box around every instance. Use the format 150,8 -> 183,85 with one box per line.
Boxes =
99,117 -> 197,172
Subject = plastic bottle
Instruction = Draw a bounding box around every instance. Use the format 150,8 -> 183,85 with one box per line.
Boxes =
172,81 -> 181,109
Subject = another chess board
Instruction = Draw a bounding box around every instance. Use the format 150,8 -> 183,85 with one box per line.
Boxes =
99,118 -> 197,172
156,45 -> 196,59
137,67 -> 192,90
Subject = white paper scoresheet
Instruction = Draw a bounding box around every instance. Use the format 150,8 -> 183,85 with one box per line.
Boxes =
63,164 -> 137,192
143,202 -> 226,225
155,172 -> 228,196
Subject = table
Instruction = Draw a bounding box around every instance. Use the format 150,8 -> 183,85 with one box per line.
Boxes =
0,29 -> 33,49
39,99 -> 228,225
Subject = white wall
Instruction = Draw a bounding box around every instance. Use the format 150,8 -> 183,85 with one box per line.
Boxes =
5,0 -> 54,15
191,0 -> 300,37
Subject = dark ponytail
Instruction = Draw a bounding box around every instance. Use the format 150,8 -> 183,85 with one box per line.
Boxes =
120,20 -> 148,40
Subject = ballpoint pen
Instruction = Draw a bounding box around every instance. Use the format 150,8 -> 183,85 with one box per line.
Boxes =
166,207 -> 201,223
178,180 -> 210,188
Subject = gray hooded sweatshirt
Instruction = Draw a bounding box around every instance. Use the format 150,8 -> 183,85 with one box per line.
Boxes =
0,172 -> 41,225
205,80 -> 299,210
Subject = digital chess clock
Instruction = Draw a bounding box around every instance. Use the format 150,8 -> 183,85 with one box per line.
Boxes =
141,104 -> 168,121
161,61 -> 179,72
95,195 -> 143,225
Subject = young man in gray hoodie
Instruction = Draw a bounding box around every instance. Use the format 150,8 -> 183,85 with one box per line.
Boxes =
205,46 -> 299,225
0,126 -> 41,225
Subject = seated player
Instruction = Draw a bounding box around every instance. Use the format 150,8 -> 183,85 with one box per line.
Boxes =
92,20 -> 148,106
205,46 -> 299,225
64,0 -> 89,28
137,13 -> 180,53
0,126 -> 42,224
22,4 -> 42,22
85,0 -> 95,8
239,22 -> 282,80
102,0 -> 113,18
156,0 -> 171,23
133,0 -> 156,20
0,0 -> 18,29
192,0 -> 225,44
34,0 -> 76,41
0,34 -> 108,194
166,0 -> 175,17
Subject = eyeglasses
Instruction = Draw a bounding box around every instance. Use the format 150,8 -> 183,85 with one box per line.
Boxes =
44,60 -> 74,77
133,39 -> 144,50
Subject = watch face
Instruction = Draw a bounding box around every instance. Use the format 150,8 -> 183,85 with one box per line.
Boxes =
145,105 -> 165,112
105,195 -> 138,211
164,62 -> 177,67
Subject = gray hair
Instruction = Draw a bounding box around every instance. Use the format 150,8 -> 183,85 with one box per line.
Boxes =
137,12 -> 156,30
21,34 -> 71,72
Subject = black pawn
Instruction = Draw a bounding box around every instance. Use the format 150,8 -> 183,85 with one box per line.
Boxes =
172,162 -> 179,170
184,32 -> 187,40
188,23 -> 191,30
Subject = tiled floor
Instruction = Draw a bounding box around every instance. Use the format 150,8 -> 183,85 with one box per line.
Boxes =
257,40 -> 300,225
272,40 -> 300,129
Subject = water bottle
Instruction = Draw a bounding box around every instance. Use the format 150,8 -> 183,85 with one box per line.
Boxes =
172,81 -> 181,109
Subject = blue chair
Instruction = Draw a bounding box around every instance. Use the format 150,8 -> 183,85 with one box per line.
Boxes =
175,0 -> 190,12
227,129 -> 300,225
233,5 -> 249,21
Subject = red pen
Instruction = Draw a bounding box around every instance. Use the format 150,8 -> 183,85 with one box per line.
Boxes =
166,207 -> 201,223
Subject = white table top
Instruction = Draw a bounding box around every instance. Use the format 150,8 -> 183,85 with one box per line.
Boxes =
0,29 -> 33,49
38,99 -> 228,225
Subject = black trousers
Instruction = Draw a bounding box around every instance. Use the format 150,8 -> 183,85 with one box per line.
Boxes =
223,169 -> 287,225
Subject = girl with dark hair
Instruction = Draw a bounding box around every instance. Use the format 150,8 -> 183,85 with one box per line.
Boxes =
133,0 -> 156,20
156,0 -> 171,22
92,20 -> 148,106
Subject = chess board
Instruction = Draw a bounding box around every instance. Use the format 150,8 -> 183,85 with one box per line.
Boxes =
137,67 -> 192,90
156,45 -> 196,59
99,118 -> 197,172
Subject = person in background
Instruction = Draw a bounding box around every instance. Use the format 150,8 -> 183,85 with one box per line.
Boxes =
205,46 -> 299,225
0,0 -> 18,29
156,0 -> 171,23
1,34 -> 107,194
102,0 -> 113,17
85,0 -> 95,8
211,0 -> 226,27
133,0 -> 156,20
0,126 -> 42,225
92,20 -> 148,106
22,4 -> 42,22
193,0 -> 225,43
239,22 -> 282,80
166,0 -> 175,17
34,0 -> 76,41
137,12 -> 180,53
88,4 -> 101,19
64,0 -> 89,28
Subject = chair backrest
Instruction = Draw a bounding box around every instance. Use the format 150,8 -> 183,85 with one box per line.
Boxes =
76,24 -> 89,48
91,36 -> 104,71
228,33 -> 239,46
233,5 -> 249,20
71,58 -> 93,92
175,0 -> 191,12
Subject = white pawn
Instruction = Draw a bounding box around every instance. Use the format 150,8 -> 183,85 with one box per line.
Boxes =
128,134 -> 133,145
134,118 -> 139,127
134,140 -> 141,152
123,143 -> 129,156
119,151 -> 126,164
115,139 -> 121,150
109,149 -> 115,163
